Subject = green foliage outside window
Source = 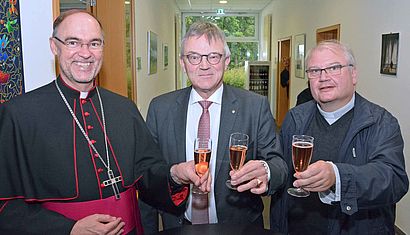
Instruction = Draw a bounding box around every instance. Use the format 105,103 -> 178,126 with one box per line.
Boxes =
223,67 -> 246,88
184,15 -> 258,89
227,42 -> 258,69
186,67 -> 245,89
185,16 -> 255,38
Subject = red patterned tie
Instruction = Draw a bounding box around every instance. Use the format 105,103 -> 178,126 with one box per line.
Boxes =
191,100 -> 212,224
197,100 -> 212,140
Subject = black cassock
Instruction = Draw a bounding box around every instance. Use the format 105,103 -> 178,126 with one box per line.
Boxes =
0,78 -> 187,234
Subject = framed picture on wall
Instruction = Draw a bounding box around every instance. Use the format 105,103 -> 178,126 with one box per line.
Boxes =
294,34 -> 306,78
147,31 -> 158,75
163,43 -> 169,70
380,33 -> 399,75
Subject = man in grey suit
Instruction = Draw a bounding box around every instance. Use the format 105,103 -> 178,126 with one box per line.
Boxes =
139,21 -> 288,233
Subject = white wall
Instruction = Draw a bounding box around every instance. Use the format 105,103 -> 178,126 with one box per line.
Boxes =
135,0 -> 179,118
263,0 -> 410,232
20,0 -> 55,92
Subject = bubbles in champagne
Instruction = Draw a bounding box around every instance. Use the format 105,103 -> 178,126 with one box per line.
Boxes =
229,145 -> 247,170
292,142 -> 313,172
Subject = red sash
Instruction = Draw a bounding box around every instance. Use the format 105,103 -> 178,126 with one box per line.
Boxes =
42,188 -> 143,234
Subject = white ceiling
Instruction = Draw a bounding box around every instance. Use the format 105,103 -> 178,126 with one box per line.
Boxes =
174,0 -> 274,12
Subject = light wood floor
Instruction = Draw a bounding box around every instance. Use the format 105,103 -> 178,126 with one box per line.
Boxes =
262,195 -> 270,229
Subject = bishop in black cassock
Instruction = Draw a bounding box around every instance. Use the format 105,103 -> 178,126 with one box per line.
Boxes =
0,77 -> 189,234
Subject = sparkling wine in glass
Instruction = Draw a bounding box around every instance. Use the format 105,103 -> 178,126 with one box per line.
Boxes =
226,133 -> 249,190
287,135 -> 314,197
193,138 -> 212,194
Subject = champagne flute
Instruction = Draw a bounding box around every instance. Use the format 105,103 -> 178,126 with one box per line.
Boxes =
226,132 -> 249,190
193,138 -> 212,194
287,134 -> 314,197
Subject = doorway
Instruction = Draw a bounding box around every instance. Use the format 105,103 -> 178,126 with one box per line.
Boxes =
276,38 -> 291,127
316,24 -> 340,43
53,0 -> 136,102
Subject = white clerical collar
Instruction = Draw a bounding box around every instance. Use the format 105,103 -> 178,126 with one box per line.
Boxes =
189,85 -> 223,105
317,94 -> 355,125
80,91 -> 89,99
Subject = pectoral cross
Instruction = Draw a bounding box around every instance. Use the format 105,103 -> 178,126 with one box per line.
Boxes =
103,169 -> 122,200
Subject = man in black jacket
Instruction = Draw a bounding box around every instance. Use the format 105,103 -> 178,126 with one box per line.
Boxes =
271,40 -> 408,234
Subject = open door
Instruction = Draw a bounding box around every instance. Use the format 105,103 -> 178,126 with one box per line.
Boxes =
316,24 -> 340,44
53,0 -> 136,102
275,38 -> 291,127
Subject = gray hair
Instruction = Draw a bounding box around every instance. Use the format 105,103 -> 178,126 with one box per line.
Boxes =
305,40 -> 356,68
180,21 -> 231,57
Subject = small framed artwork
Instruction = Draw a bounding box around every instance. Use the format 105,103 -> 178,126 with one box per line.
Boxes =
147,31 -> 158,75
294,33 -> 306,78
380,33 -> 399,75
163,43 -> 169,70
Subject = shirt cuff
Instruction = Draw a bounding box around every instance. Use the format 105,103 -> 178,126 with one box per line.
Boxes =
318,161 -> 341,204
260,160 -> 271,181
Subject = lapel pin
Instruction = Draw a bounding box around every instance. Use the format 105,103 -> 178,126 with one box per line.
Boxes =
232,110 -> 236,114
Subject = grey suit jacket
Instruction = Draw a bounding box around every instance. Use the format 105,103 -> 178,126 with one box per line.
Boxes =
139,84 -> 287,233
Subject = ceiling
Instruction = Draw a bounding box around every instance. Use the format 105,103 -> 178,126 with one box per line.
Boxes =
174,0 -> 274,12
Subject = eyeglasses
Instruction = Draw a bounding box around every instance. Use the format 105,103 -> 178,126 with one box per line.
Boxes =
53,36 -> 104,51
183,52 -> 224,65
306,64 -> 353,79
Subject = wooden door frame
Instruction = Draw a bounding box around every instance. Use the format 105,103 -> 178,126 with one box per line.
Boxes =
316,24 -> 340,44
93,1 -> 127,97
126,0 -> 137,102
275,37 -> 292,127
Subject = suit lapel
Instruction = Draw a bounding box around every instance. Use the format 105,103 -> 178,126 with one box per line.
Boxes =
215,85 -> 238,179
173,88 -> 191,163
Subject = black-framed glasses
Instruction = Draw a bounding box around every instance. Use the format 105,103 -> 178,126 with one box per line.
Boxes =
306,64 -> 353,79
53,36 -> 104,51
183,52 -> 224,65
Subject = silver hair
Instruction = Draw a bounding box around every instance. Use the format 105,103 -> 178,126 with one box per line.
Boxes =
305,40 -> 356,68
180,21 -> 231,58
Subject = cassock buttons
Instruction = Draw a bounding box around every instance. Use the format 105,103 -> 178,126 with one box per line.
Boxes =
94,153 -> 99,158
97,168 -> 104,173
87,125 -> 93,130
81,99 -> 87,105
91,139 -> 96,144
100,183 -> 106,188
84,112 -> 90,117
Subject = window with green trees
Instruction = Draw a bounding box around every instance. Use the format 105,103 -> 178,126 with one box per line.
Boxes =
184,14 -> 259,88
